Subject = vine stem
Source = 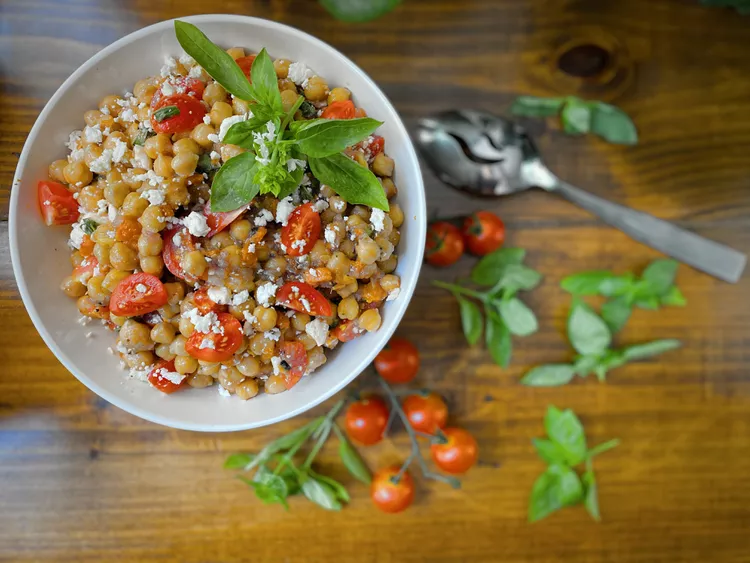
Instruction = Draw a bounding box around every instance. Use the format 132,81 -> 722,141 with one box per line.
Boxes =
432,280 -> 487,302
379,377 -> 461,489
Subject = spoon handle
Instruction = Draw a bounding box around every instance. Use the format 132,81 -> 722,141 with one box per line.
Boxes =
548,179 -> 747,283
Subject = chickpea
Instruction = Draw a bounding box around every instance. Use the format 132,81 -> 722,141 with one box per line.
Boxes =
139,205 -> 170,232
388,203 -> 405,228
378,256 -> 399,275
140,255 -> 163,276
249,333 -> 274,357
109,242 -> 139,271
298,333 -> 317,351
93,243 -> 111,267
153,154 -> 173,177
119,319 -> 154,351
187,373 -> 214,388
291,313 -> 311,332
138,231 -> 163,256
144,133 -> 172,159
77,295 -> 109,319
210,101 -> 233,126
353,151 -> 368,168
164,282 -> 186,305
99,94 -> 121,116
226,46 -> 245,60
388,229 -> 401,247
134,77 -> 158,100
254,306 -> 278,332
155,343 -> 176,361
232,97 -> 251,115
217,366 -> 244,391
235,379 -> 259,400
220,244 -> 242,268
109,313 -> 127,327
60,276 -> 86,298
197,360 -> 220,376
220,144 -> 245,162
329,196 -> 347,214
91,224 -> 115,246
351,205 -> 370,220
104,181 -> 130,208
70,251 -> 85,268
121,192 -> 149,218
264,256 -> 287,278
356,236 -> 380,265
83,109 -> 105,127
178,316 -> 195,338
280,89 -> 300,112
237,356 -> 260,377
327,251 -> 351,277
380,274 -> 401,293
124,351 -> 156,369
165,179 -> 190,207
170,152 -> 198,177
358,309 -> 382,332
170,335 -> 188,357
173,138 -> 199,154
265,374 -> 286,394
336,281 -> 358,299
175,355 -> 198,375
376,237 -> 395,261
381,178 -> 398,199
229,219 -> 251,241
303,75 -> 328,101
49,159 -> 68,183
338,296 -> 359,320
203,82 -> 227,106
147,322 -> 174,345
274,58 -> 291,78
191,123 -> 217,148
309,240 -> 332,266
181,250 -> 207,278
328,87 -> 351,104
372,153 -> 395,177
63,161 -> 93,187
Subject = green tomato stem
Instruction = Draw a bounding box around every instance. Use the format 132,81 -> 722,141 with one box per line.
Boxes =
587,438 -> 621,459
432,280 -> 488,302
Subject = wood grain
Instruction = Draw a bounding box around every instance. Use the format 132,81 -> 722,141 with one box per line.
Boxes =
2,0 -> 750,561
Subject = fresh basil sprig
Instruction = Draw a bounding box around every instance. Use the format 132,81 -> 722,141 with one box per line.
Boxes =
294,118 -> 382,157
510,95 -> 638,145
81,219 -> 98,236
529,406 -> 619,522
309,153 -> 389,210
521,299 -> 681,386
561,259 -> 686,333
433,248 -> 542,368
319,0 -> 402,22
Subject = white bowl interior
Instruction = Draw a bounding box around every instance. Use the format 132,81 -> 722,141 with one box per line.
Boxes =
10,15 -> 426,431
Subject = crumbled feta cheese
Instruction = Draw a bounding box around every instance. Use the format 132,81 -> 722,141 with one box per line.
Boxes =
218,385 -> 232,397
370,208 -> 386,232
111,138 -> 128,164
199,337 -> 216,349
305,319 -> 329,346
135,283 -> 148,293
256,283 -> 278,307
324,225 -> 337,245
288,62 -> 315,87
312,200 -> 329,213
387,287 -> 400,301
299,296 -> 311,313
179,53 -> 195,66
231,290 -> 249,306
271,356 -> 282,375
265,328 -> 281,342
128,365 -> 153,382
210,150 -> 221,160
218,113 -> 250,142
156,368 -> 185,385
99,105 -> 110,115
246,243 -> 256,253
291,239 -> 306,251
207,286 -> 231,305
161,82 -> 175,96
254,209 -> 274,227
141,188 -> 165,206
275,197 -> 295,225
67,130 -> 82,152
132,145 -> 150,169
83,125 -> 102,144
189,65 -> 204,78
133,170 -> 163,187
182,308 -> 222,334
203,114 -> 212,125
207,133 -> 220,143
69,222 -> 86,249
88,149 -> 113,174
108,204 -> 118,223
184,211 -> 210,237
160,56 -> 178,77
118,107 -> 136,123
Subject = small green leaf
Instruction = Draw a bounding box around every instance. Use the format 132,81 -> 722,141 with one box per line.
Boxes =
319,0 -> 402,22
621,339 -> 681,361
224,453 -> 254,470
528,463 -> 584,522
338,439 -> 372,484
299,100 -> 317,118
635,295 -> 660,310
495,264 -> 543,294
522,364 -> 576,387
81,218 -> 98,236
499,297 -> 538,336
661,286 -> 687,306
246,418 -> 321,471
567,300 -> 612,356
132,128 -> 154,146
587,438 -> 620,459
590,102 -> 638,145
583,469 -> 601,521
544,406 -> 588,466
471,248 -> 526,286
573,354 -> 600,377
560,271 -> 618,295
301,477 -> 342,510
222,111 -> 278,149
601,296 -> 632,334
486,315 -> 512,368
249,48 -> 283,112
641,259 -> 679,295
294,118 -> 383,157
153,105 -> 179,122
307,470 -> 351,502
239,473 -> 289,508
509,96 -> 565,118
599,274 -> 636,297
531,438 -> 568,464
309,153 -> 389,211
210,152 -> 260,212
561,98 -> 592,135
456,295 -> 483,346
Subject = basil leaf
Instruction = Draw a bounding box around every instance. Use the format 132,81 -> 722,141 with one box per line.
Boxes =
635,295 -> 660,310
528,464 -> 584,522
641,259 -> 679,295
338,439 -> 372,484
300,101 -> 317,118
196,152 -> 214,173
499,297 -> 538,336
600,296 -> 632,334
319,0 -> 401,22
494,264 -> 542,296
544,406 -> 587,466
590,102 -> 638,145
486,315 -> 512,368
456,295 -> 483,346
573,354 -> 600,377
583,469 -> 601,521
301,477 -> 342,510
222,114 -> 277,149
308,470 -> 351,502
621,338 -> 681,361
561,98 -> 592,135
132,128 -> 154,146
153,105 -> 179,122
599,273 -> 636,297
276,165 -> 306,200
531,438 -> 568,464
224,453 -> 254,470
522,364 -> 576,387
174,21 -> 255,101
294,118 -> 382,157
250,48 -> 283,113
81,218 -> 98,236
510,96 -> 564,118
239,474 -> 289,508
471,248 -> 526,286
661,286 -> 687,307
561,271 -> 618,295
309,153 -> 389,211
210,152 -> 260,212
567,300 -> 611,356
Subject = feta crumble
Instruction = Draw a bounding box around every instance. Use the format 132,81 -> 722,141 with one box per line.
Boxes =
256,283 -> 278,307
275,196 -> 295,225
288,62 -> 315,87
135,283 -> 148,293
387,287 -> 401,301
254,209 -> 274,227
231,290 -> 249,306
83,124 -> 102,144
207,286 -> 231,305
264,328 -> 281,342
160,56 -> 178,77
184,211 -> 210,237
305,319 -> 329,346
370,208 -> 386,232
218,113 -> 250,142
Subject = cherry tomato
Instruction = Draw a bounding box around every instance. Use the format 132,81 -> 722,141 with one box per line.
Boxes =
38,181 -> 79,226
403,392 -> 448,434
321,100 -> 356,120
204,201 -> 249,237
115,217 -> 142,247
330,320 -> 363,343
71,256 -> 99,284
425,222 -> 464,267
462,211 -> 505,255
371,466 -> 415,514
79,235 -> 95,257
374,338 -> 420,384
367,135 -> 385,156
162,226 -> 201,283
281,203 -> 321,257
276,282 -> 332,317
280,340 -> 308,390
235,55 -> 257,79
345,396 -> 389,446
430,427 -> 478,475
151,77 -> 205,108
147,359 -> 186,394
185,312 -> 243,362
109,273 -> 168,317
151,94 -> 207,134
192,287 -> 226,314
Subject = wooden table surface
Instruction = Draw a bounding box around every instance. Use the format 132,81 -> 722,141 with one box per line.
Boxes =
2,1 -> 750,561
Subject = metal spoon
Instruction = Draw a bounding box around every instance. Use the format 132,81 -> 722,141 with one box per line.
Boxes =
415,109 -> 746,283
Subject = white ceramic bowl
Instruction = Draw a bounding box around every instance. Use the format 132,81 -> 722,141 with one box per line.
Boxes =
10,14 -> 426,432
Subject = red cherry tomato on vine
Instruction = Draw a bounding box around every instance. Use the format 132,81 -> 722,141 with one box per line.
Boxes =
430,427 -> 479,475
370,466 -> 415,513
344,396 -> 389,446
402,392 -> 448,434
425,222 -> 463,267
462,211 -> 505,255
374,337 -> 420,384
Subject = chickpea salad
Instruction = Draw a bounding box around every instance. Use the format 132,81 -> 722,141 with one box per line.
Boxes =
38,21 -> 404,400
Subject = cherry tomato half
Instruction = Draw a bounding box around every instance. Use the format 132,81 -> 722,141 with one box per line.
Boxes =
371,466 -> 415,514
321,100 -> 356,120
330,320 -> 363,343
403,392 -> 448,434
430,427 -> 479,475
235,55 -> 257,80
281,203 -> 321,257
162,226 -> 201,284
192,287 -> 227,314
147,359 -> 186,394
185,312 -> 243,362
276,282 -> 332,317
374,338 -> 420,384
109,273 -> 168,317
462,211 -> 505,256
280,340 -> 308,390
72,256 -> 99,284
204,202 -> 249,237
151,94 -> 207,134
425,222 -> 464,267
151,77 -> 206,108
345,396 -> 389,446
38,181 -> 79,226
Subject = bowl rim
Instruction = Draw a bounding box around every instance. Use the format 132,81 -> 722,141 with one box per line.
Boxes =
9,13 -> 426,431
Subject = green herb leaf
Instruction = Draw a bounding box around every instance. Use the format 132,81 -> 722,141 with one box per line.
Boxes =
640,259 -> 679,295
635,294 -> 660,310
573,354 -> 600,377
590,102 -> 639,145
587,438 -> 621,459
222,111 -> 278,149
319,0 -> 402,22
544,406 -> 588,466
196,152 -> 214,173
153,105 -> 179,122
247,418 -> 321,471
486,315 -> 512,368
239,473 -> 289,508
338,439 -> 372,484
567,300 -> 612,356
299,100 -> 317,119
621,338 -> 681,361
249,48 -> 283,113
81,218 -> 98,236
582,469 -> 601,521
174,21 -> 254,101
499,297 -> 538,336
294,118 -> 382,157
561,271 -> 618,295
210,152 -> 260,212
301,477 -> 343,510
456,295 -> 483,346
307,470 -> 351,502
495,264 -> 543,295
471,248 -> 527,286
276,165 -> 307,200
531,438 -> 569,464
132,128 -> 154,146
661,286 -> 687,307
561,98 -> 592,135
599,273 -> 636,297
522,364 -> 576,387
528,463 -> 584,522
600,296 -> 632,334
509,96 -> 564,118
309,153 -> 389,211
224,453 -> 255,470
